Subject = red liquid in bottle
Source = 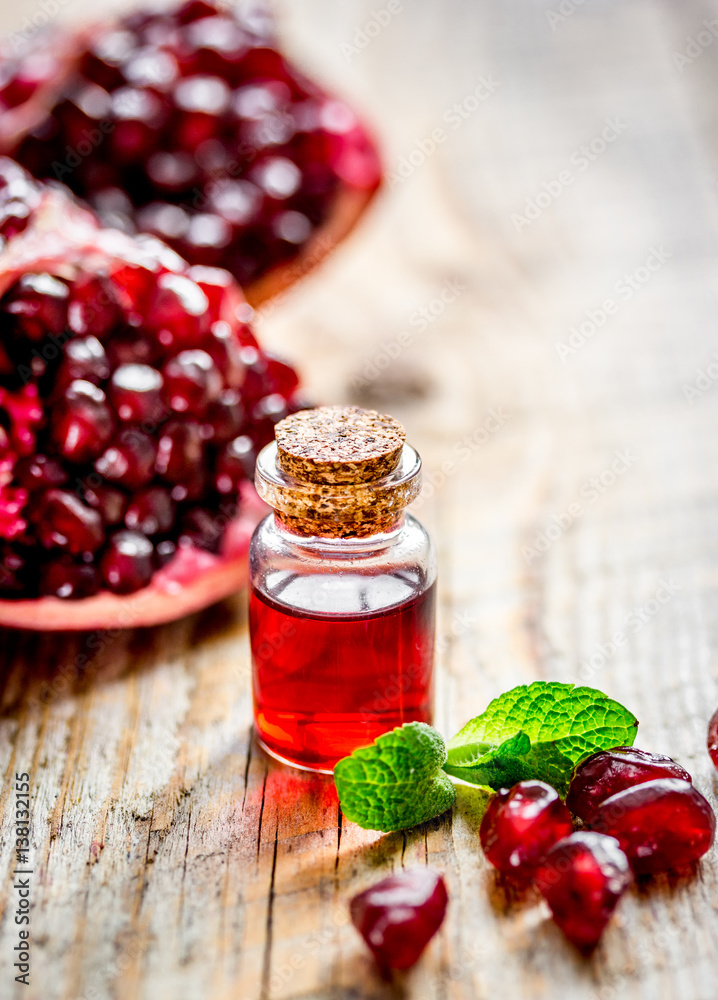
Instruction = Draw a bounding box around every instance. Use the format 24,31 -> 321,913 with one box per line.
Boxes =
250,581 -> 436,771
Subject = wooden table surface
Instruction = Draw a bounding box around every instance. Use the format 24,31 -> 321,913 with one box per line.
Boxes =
2,0 -> 718,997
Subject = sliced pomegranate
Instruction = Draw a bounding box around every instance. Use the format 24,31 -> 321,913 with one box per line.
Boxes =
0,160 -> 300,630
709,708 -> 718,770
349,868 -> 448,979
479,781 -> 574,874
589,778 -> 715,874
535,832 -> 631,954
567,746 -> 692,823
0,0 -> 381,304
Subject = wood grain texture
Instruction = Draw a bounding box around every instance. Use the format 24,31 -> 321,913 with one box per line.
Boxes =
2,0 -> 718,998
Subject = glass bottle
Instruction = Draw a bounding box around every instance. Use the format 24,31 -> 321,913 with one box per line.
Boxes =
249,405 -> 437,772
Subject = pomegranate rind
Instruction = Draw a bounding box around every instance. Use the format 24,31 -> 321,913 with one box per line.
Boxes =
244,181 -> 380,308
0,482 -> 267,630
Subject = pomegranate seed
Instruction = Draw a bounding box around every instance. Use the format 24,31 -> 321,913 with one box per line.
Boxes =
162,350 -> 221,413
101,529 -> 154,593
155,538 -> 177,567
67,277 -> 121,337
204,320 -> 247,387
0,544 -> 30,595
55,335 -> 110,389
110,86 -> 167,161
83,485 -> 127,526
589,778 -> 715,874
350,868 -> 448,979
479,781 -> 574,874
109,363 -> 165,422
205,389 -> 244,442
147,273 -> 210,348
2,384 -> 43,455
0,486 -> 27,540
709,709 -> 718,770
1,385 -> 36,441
52,380 -> 114,463
567,747 -> 692,823
41,559 -> 100,599
95,429 -> 157,489
155,419 -> 204,485
535,832 -> 631,955
180,506 -> 223,552
33,489 -> 104,554
14,454 -> 67,489
265,355 -> 300,397
176,0 -> 216,24
147,152 -> 198,192
125,487 -> 175,535
2,273 -> 69,341
215,435 -> 254,494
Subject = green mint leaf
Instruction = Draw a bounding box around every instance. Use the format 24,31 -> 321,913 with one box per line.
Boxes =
444,681 -> 638,794
334,722 -> 456,832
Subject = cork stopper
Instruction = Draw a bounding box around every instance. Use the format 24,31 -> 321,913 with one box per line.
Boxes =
255,405 -> 422,538
275,405 -> 406,484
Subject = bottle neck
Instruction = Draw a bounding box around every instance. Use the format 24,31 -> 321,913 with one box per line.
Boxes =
270,511 -> 408,555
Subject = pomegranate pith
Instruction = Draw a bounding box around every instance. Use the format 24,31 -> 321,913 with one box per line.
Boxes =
349,868 -> 448,979
589,778 -> 716,874
479,780 -> 574,874
0,0 -> 381,292
0,159 -> 301,623
535,832 -> 631,954
567,746 -> 692,823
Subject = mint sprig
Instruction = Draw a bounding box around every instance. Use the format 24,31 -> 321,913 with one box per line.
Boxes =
334,682 -> 638,831
444,682 -> 638,793
334,722 -> 455,832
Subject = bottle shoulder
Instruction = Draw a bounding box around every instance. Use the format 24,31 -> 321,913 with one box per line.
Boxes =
249,513 -> 436,616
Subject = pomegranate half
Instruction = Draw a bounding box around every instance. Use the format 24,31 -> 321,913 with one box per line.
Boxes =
0,0 -> 382,305
0,159 -> 301,630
